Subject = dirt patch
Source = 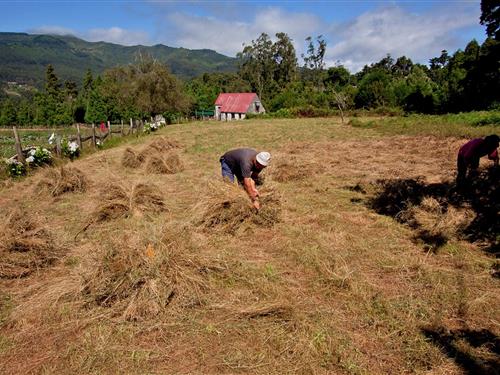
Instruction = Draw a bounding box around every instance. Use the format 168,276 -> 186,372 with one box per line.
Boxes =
36,166 -> 88,196
0,209 -> 60,278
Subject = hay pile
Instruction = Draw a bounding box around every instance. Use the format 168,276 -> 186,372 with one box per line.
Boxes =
78,182 -> 166,236
78,228 -> 211,321
145,152 -> 184,175
0,209 -> 60,278
196,182 -> 281,234
121,137 -> 183,174
121,148 -> 145,168
94,182 -> 166,221
36,166 -> 88,196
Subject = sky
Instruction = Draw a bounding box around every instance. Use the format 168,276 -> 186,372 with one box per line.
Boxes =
0,0 -> 487,72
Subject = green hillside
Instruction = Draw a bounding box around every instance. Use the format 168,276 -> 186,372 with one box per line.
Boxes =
0,32 -> 237,88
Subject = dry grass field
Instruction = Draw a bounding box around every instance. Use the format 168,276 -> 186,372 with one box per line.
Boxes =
0,117 -> 498,374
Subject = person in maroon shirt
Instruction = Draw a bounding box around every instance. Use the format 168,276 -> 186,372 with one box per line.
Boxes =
456,134 -> 499,186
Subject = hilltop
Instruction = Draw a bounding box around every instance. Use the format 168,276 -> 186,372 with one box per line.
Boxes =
0,32 -> 237,88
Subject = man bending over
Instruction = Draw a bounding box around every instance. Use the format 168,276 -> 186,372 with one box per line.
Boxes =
220,148 -> 271,210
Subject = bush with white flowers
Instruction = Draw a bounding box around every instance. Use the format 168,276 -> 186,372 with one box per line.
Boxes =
143,122 -> 160,134
62,140 -> 80,160
5,158 -> 26,177
26,147 -> 52,166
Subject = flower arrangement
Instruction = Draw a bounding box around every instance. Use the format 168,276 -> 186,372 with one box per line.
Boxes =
5,159 -> 26,177
26,147 -> 52,166
62,140 -> 80,160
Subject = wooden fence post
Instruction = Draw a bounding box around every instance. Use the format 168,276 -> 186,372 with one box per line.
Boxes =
12,126 -> 25,164
120,119 -> 124,135
129,118 -> 133,135
92,123 -> 96,148
76,123 -> 82,150
107,121 -> 111,138
56,136 -> 62,157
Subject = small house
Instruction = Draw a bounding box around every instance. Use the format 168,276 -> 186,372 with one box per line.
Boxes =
214,93 -> 265,121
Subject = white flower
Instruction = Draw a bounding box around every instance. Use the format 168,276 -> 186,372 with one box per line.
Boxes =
48,133 -> 56,145
68,141 -> 79,152
29,149 -> 36,156
42,148 -> 51,155
26,156 -> 35,163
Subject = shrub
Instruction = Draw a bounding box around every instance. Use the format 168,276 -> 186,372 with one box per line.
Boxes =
25,147 -> 52,167
62,140 -> 80,160
5,159 -> 26,177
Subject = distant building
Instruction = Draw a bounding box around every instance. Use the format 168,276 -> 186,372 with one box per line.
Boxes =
214,93 -> 265,121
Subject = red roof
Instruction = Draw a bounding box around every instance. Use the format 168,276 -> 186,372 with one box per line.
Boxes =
215,93 -> 258,114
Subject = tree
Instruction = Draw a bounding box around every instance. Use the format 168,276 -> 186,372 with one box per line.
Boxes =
354,70 -> 395,108
84,86 -> 107,124
64,80 -> 78,101
301,35 -> 327,90
45,64 -> 60,99
237,33 -> 275,101
0,99 -> 17,126
324,66 -> 351,89
272,32 -> 298,86
132,55 -> 190,116
480,0 -> 500,40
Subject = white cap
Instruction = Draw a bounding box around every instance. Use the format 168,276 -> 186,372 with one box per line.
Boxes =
256,151 -> 271,167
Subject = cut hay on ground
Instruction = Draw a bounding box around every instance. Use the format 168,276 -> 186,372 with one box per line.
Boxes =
16,227 -> 214,322
0,209 -> 60,278
148,137 -> 181,152
36,166 -> 88,196
81,233 -> 210,321
145,152 -> 184,175
121,147 -> 145,168
77,182 -> 167,237
94,182 -> 166,222
195,181 -> 281,234
271,162 -> 311,182
269,154 -> 324,183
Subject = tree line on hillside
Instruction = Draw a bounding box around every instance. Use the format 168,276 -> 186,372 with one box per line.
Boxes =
0,2 -> 499,126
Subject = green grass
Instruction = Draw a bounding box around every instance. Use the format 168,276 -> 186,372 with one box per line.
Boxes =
348,111 -> 500,137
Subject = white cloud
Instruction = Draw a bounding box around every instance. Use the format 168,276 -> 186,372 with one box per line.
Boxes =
28,25 -> 150,46
162,7 -> 322,56
85,27 -> 150,46
326,5 -> 480,72
29,25 -> 76,36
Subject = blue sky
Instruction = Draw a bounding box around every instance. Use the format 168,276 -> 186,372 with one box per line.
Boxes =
0,0 -> 486,72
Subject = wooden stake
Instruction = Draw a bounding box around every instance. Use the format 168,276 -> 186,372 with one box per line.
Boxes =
107,121 -> 111,138
121,119 -> 124,135
92,123 -> 96,148
129,118 -> 133,135
12,126 -> 25,164
56,136 -> 62,157
76,123 -> 82,150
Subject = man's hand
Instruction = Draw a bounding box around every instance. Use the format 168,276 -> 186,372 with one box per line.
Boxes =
252,199 -> 260,211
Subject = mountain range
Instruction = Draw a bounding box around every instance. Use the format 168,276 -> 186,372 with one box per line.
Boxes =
0,32 -> 237,90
